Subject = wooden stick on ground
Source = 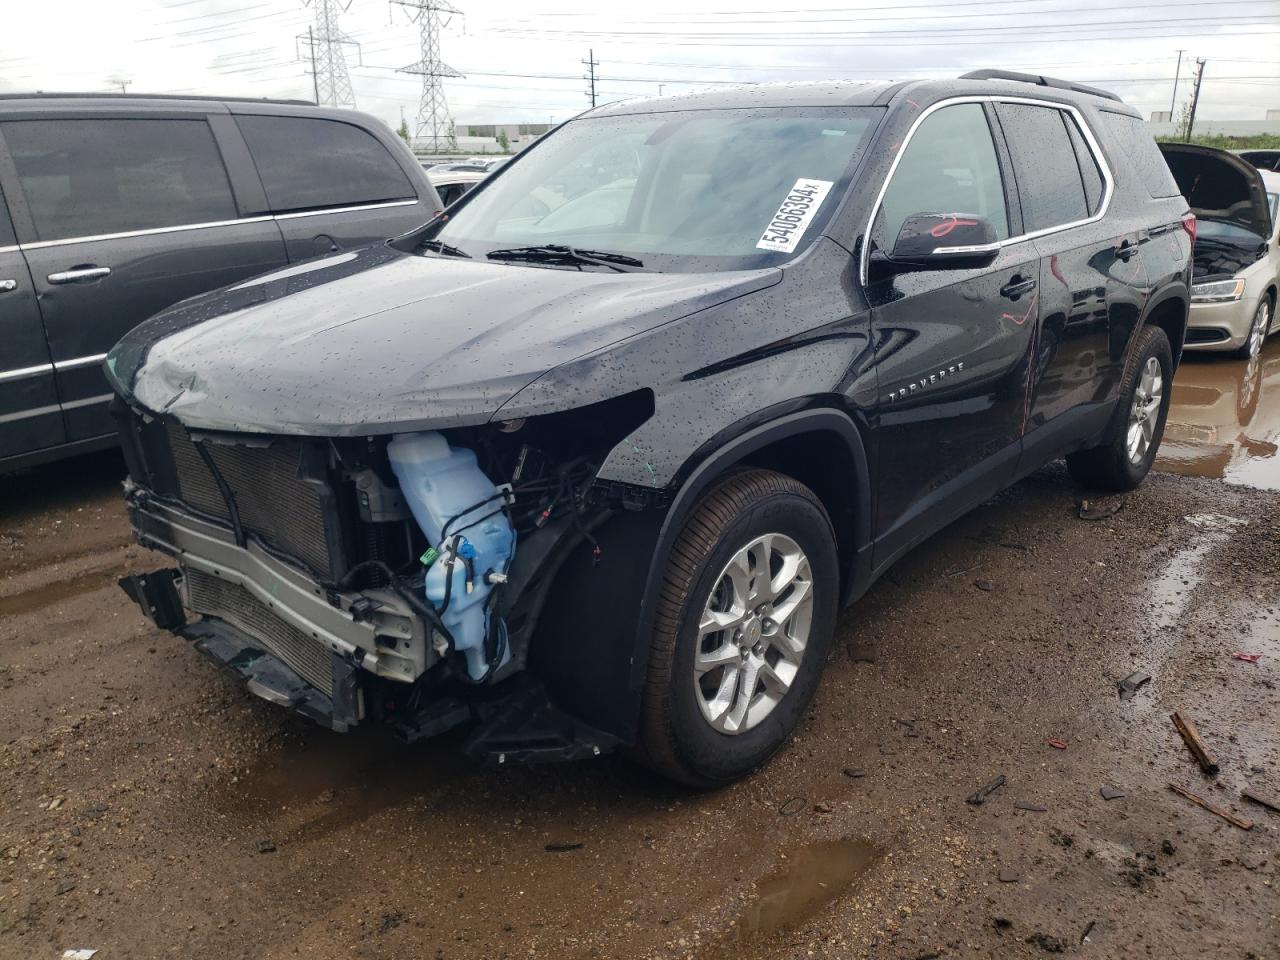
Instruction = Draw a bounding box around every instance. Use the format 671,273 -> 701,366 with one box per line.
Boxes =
1241,789 -> 1280,815
1168,783 -> 1253,831
1171,711 -> 1219,775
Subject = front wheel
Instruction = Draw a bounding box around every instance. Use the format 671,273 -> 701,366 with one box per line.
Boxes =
633,469 -> 839,786
1235,297 -> 1273,360
1066,325 -> 1173,491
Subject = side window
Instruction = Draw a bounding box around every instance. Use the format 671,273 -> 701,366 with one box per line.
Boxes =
237,116 -> 416,213
1064,115 -> 1105,215
995,103 -> 1090,232
1099,112 -> 1181,198
877,102 -> 1009,250
2,119 -> 237,242
0,185 -> 15,247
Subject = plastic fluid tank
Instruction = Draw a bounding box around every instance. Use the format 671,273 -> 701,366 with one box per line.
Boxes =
386,432 -> 515,680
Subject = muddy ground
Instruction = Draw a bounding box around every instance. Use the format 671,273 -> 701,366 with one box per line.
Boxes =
2,346 -> 1279,960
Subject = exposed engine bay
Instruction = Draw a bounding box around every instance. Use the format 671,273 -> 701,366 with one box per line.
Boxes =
114,390 -> 658,760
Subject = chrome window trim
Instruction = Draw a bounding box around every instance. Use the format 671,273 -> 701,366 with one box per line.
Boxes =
16,198 -> 422,250
0,362 -> 53,383
0,244 -> 18,255
859,94 -> 1116,286
0,402 -> 59,425
61,392 -> 115,410
54,353 -> 108,371
273,198 -> 418,221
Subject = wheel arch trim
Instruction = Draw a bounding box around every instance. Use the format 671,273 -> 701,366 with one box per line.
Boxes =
625,405 -> 872,700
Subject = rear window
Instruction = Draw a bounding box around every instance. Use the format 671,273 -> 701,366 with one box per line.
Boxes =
1099,112 -> 1181,199
1064,116 -> 1105,215
237,115 -> 416,213
995,103 -> 1090,231
2,118 -> 238,242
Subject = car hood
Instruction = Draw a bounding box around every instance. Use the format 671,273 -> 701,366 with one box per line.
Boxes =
108,243 -> 780,436
1159,142 -> 1274,239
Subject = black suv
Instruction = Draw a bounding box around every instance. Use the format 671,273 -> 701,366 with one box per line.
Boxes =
110,71 -> 1191,785
0,94 -> 441,471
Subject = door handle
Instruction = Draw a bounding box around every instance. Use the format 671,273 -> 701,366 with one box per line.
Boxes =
48,266 -> 111,284
1000,276 -> 1037,300
1116,239 -> 1139,262
0,279 -> 16,293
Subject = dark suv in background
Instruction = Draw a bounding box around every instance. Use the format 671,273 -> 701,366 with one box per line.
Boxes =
111,71 -> 1191,785
0,95 -> 441,471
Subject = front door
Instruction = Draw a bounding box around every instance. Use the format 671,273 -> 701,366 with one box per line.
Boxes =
866,101 -> 1039,563
0,115 -> 289,442
0,184 -> 63,461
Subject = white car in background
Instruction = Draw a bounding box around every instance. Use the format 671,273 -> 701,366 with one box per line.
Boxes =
427,167 -> 488,206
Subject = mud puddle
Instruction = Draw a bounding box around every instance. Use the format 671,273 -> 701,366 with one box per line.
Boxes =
1157,341 -> 1280,490
0,562 -> 129,617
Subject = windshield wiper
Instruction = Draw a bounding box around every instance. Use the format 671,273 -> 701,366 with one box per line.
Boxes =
485,244 -> 645,272
419,239 -> 471,259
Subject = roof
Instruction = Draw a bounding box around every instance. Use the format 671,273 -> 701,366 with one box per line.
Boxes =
584,74 -> 1138,119
0,92 -> 313,107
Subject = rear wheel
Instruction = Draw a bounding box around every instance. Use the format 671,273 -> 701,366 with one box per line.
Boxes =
634,469 -> 839,786
1066,325 -> 1173,491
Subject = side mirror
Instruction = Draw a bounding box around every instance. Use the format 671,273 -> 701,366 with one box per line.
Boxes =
874,213 -> 1000,273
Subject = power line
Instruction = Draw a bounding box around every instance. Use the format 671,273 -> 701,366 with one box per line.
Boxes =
393,0 -> 464,150
298,0 -> 358,107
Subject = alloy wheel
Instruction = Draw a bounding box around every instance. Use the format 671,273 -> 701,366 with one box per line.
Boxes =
1247,299 -> 1271,358
1126,355 -> 1164,465
693,533 -> 814,735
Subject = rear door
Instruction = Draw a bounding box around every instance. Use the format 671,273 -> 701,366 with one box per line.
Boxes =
0,112 -> 289,442
233,112 -> 438,261
994,101 -> 1139,443
0,180 -> 64,461
867,100 -> 1040,561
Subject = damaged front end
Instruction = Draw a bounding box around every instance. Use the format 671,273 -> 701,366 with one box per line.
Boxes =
113,389 -> 660,762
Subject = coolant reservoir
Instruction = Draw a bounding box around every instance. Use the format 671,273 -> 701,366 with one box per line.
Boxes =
386,432 -> 515,680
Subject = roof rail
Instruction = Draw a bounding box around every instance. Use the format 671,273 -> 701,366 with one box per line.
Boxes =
0,92 -> 316,106
958,69 -> 1123,104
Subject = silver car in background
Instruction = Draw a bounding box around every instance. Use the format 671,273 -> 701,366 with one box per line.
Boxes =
1161,143 -> 1279,358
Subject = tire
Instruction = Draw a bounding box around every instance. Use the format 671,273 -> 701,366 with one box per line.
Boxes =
1066,324 -> 1173,491
633,469 -> 839,787
1233,295 -> 1273,360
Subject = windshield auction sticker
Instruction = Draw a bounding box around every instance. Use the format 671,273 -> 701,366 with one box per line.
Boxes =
756,178 -> 834,253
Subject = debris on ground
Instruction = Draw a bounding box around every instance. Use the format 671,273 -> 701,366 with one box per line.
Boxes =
1184,513 -> 1248,530
1232,653 -> 1263,664
1078,498 -> 1125,521
1014,801 -> 1048,812
1168,784 -> 1254,831
1100,786 -> 1126,801
974,578 -> 995,592
256,839 -> 276,854
1118,670 -> 1152,701
61,951 -> 98,960
842,768 -> 866,779
997,868 -> 1019,883
1026,931 -> 1069,952
778,797 -> 806,816
813,801 -> 834,813
544,842 -> 585,853
1171,711 -> 1220,775
1241,789 -> 1280,815
1047,738 -> 1067,750
846,641 -> 876,663
1161,839 -> 1176,855
1081,920 -> 1097,944
966,775 -> 1007,805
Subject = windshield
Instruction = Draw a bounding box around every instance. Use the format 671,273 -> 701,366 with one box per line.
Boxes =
426,107 -> 879,272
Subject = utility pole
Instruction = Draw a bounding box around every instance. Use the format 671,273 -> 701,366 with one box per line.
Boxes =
393,0 -> 464,152
306,26 -> 320,105
1169,49 -> 1184,117
1185,58 -> 1206,142
583,49 -> 598,108
297,0 -> 358,107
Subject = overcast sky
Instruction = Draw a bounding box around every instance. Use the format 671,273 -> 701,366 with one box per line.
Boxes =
1,0 -> 1277,134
